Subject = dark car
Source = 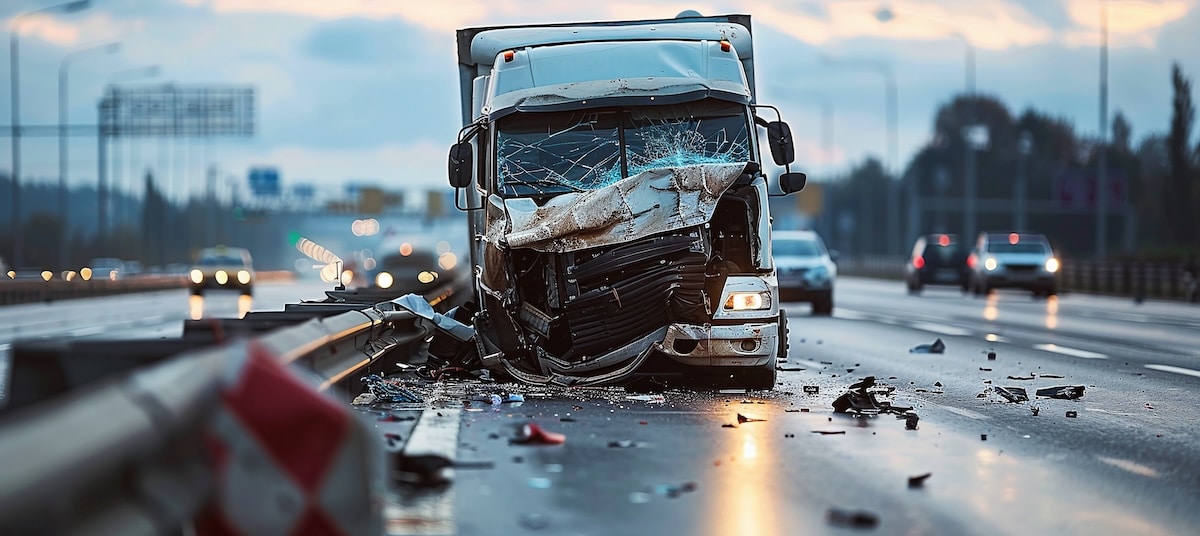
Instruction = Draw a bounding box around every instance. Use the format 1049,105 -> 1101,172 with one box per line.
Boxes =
905,234 -> 969,294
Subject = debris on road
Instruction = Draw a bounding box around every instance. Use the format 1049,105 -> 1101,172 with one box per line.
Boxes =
1066,410 -> 1078,418
1036,385 -> 1086,400
981,434 -> 988,441
832,376 -> 912,415
517,513 -> 550,530
1007,374 -> 1036,380
625,394 -> 666,403
994,386 -> 1029,403
905,414 -> 920,430
361,374 -> 423,403
511,423 -> 566,445
1040,374 -> 1065,379
987,351 -> 997,360
651,482 -> 698,498
827,508 -> 880,529
351,393 -> 377,405
803,386 -> 820,394
607,440 -> 648,449
721,423 -> 737,428
907,472 -> 932,488
1030,406 -> 1041,416
392,453 -> 495,488
979,367 -> 992,372
737,413 -> 765,423
812,430 -> 847,435
909,338 -> 946,354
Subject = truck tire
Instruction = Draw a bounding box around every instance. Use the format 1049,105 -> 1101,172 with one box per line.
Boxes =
741,359 -> 777,390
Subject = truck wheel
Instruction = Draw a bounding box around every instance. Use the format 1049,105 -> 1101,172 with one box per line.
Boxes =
741,360 -> 777,390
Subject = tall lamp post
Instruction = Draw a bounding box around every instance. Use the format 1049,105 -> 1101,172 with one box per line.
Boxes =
819,54 -> 899,252
875,6 -> 978,240
59,41 -> 120,269
8,0 -> 92,269
1096,2 -> 1109,260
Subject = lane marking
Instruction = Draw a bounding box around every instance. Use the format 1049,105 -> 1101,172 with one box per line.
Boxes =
909,322 -> 972,337
1032,344 -> 1107,359
791,359 -> 827,369
70,327 -> 105,337
1144,364 -> 1200,379
920,401 -> 990,420
833,309 -> 870,321
386,406 -> 460,535
1096,455 -> 1161,478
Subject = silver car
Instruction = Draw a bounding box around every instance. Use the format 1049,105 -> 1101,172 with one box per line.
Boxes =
967,232 -> 1060,297
773,230 -> 837,315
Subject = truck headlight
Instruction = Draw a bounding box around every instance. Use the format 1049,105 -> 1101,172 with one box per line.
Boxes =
215,270 -> 229,285
984,257 -> 998,271
237,270 -> 251,284
1044,258 -> 1060,273
190,269 -> 204,284
724,291 -> 772,311
376,271 -> 394,289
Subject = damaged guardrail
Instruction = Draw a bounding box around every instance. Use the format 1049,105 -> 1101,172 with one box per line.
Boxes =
0,281 -> 465,534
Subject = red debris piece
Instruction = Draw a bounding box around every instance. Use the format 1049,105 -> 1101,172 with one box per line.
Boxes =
513,423 -> 566,445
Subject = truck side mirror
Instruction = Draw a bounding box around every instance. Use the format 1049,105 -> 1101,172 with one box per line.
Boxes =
448,142 -> 473,188
766,121 -> 795,166
779,171 -> 806,194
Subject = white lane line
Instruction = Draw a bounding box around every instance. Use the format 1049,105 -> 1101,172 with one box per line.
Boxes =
833,308 -> 871,321
1032,344 -> 1107,359
920,400 -> 990,420
70,326 -> 105,337
909,322 -> 973,337
1096,456 -> 1161,478
791,359 -> 827,369
387,407 -> 460,535
1144,364 -> 1200,379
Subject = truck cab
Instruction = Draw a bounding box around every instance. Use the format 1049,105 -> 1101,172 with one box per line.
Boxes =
441,13 -> 804,389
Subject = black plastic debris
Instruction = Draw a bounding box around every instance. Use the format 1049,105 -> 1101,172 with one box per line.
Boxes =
905,413 -> 920,430
1065,410 -> 1078,418
651,482 -> 697,498
812,430 -> 847,435
784,433 -> 796,438
994,386 -> 1029,403
832,376 -> 912,416
361,374 -> 422,403
909,338 -> 946,354
737,413 -> 765,423
1007,374 -> 1035,381
980,434 -> 988,441
803,386 -> 820,394
933,381 -> 943,387
721,423 -> 737,428
979,367 -> 992,371
393,453 -> 495,488
607,440 -> 647,449
987,351 -> 997,360
1036,385 -> 1086,400
907,472 -> 932,488
1040,374 -> 1065,379
827,508 -> 880,529
1030,406 -> 1041,416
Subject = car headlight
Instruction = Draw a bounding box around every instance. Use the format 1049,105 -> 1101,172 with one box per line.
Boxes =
215,270 -> 229,285
1044,258 -> 1060,273
984,257 -> 998,271
190,269 -> 204,284
375,271 -> 394,289
724,291 -> 772,311
237,270 -> 251,284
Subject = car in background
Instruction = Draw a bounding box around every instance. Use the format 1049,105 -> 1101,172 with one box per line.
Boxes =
366,237 -> 459,293
87,258 -> 126,280
967,232 -> 1059,297
905,233 -> 969,294
773,230 -> 837,315
189,246 -> 254,295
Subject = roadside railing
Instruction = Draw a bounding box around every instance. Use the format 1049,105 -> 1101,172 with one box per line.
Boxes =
0,271 -> 296,307
836,255 -> 1199,302
0,277 -> 467,534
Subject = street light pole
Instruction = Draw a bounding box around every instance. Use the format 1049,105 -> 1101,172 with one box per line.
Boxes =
103,65 -> 161,235
59,42 -> 120,269
8,0 -> 92,270
1096,2 -> 1109,259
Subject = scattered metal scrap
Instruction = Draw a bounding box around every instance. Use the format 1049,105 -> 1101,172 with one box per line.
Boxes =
909,338 -> 946,354
994,386 -> 1029,403
907,472 -> 932,488
831,376 -> 915,420
827,508 -> 880,529
361,374 -> 423,403
1036,385 -> 1086,400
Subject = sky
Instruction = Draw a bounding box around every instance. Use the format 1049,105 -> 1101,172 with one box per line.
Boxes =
2,0 -> 1198,203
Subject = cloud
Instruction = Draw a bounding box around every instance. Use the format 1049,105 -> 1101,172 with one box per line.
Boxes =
1061,0 -> 1192,48
204,0 -> 485,32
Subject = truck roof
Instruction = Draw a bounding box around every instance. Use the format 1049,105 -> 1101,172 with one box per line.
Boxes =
456,14 -> 755,124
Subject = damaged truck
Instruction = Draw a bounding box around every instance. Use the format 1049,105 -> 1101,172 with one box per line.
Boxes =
425,12 -> 805,389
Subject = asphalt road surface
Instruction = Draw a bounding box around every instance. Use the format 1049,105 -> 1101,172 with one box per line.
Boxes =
2,277 -> 1198,535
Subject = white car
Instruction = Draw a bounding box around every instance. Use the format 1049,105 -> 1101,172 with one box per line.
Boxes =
967,232 -> 1059,297
773,230 -> 838,315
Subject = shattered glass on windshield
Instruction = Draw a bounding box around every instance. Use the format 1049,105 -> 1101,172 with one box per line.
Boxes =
496,101 -> 750,197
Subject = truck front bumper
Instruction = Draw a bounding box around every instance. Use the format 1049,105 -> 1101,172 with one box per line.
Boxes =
655,321 -> 778,367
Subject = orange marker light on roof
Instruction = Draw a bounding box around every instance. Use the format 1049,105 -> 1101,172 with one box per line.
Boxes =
503,50 -> 515,62
720,40 -> 731,52
938,234 -> 950,247
1009,233 -> 1020,244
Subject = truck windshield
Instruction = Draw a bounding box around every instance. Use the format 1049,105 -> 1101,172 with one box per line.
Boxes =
495,100 -> 750,197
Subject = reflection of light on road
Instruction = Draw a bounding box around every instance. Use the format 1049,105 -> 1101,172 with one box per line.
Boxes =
710,421 -> 774,536
1096,455 -> 1161,478
189,295 -> 204,320
985,333 -> 1000,342
983,294 -> 998,321
1045,295 -> 1059,329
238,294 -> 253,319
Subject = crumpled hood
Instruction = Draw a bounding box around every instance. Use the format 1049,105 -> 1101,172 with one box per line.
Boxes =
492,162 -> 747,253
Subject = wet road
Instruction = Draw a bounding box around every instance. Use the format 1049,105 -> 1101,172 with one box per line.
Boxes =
384,277 -> 1200,535
2,277 -> 1198,534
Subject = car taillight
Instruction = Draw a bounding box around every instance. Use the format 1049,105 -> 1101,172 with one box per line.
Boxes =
913,256 -> 925,269
967,254 -> 977,269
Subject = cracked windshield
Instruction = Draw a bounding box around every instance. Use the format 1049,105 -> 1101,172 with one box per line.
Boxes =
496,100 -> 750,196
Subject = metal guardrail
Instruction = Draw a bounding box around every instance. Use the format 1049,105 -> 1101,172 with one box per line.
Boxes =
837,255 -> 1199,301
0,271 -> 296,306
0,279 -> 465,534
